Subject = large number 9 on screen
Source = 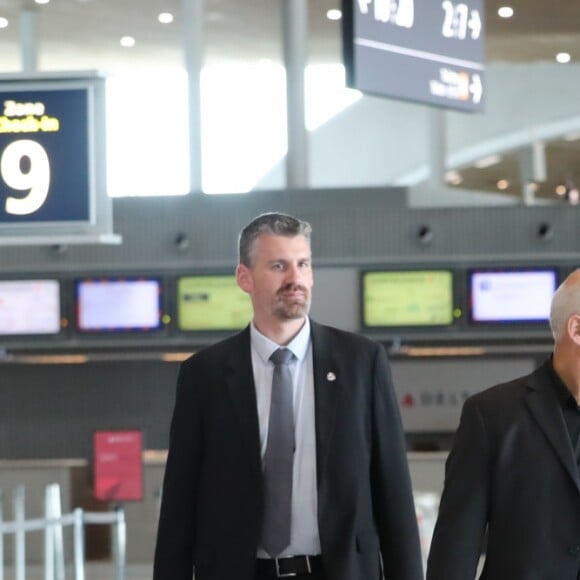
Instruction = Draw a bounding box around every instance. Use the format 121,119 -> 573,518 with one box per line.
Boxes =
0,139 -> 51,216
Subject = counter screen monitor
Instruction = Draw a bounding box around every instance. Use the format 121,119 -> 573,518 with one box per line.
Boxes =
0,279 -> 61,335
76,277 -> 163,332
362,270 -> 454,327
469,268 -> 558,323
177,275 -> 253,331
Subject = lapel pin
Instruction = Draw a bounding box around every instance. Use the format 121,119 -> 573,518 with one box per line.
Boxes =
326,372 -> 336,382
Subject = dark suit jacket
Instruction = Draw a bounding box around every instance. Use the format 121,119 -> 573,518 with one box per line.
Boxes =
153,320 -> 423,580
427,359 -> 580,580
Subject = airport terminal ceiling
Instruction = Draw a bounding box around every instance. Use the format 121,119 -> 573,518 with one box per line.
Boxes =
0,0 -> 578,199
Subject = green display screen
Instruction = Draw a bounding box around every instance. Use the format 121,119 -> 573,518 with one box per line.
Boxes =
362,270 -> 454,327
177,275 -> 253,331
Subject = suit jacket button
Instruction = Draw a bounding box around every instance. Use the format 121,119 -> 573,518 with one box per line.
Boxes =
568,545 -> 580,555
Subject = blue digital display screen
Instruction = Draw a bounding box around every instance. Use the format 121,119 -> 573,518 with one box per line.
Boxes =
468,268 -> 558,324
75,277 -> 164,333
0,87 -> 91,223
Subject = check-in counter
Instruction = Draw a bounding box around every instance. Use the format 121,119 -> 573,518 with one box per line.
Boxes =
0,459 -> 87,564
0,454 -> 165,565
124,451 -> 449,564
0,452 -> 448,565
407,451 -> 447,496
123,451 -> 166,563
407,452 -> 447,569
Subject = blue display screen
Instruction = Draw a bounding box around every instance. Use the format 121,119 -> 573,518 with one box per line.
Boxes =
75,277 -> 164,333
0,87 -> 91,223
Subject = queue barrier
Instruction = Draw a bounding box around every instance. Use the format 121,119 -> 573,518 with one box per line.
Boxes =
0,483 -> 126,580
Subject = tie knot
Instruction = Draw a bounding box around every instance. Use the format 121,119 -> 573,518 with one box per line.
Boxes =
270,348 -> 295,366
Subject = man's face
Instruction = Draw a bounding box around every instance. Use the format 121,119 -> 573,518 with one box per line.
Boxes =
237,233 -> 313,324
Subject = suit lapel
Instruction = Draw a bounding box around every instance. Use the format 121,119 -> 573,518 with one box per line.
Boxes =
310,321 -> 341,490
225,328 -> 263,484
525,365 -> 580,491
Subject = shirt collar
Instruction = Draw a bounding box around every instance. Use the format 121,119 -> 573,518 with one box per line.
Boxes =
250,317 -> 311,364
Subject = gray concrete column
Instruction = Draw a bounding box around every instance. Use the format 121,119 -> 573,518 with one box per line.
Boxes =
183,0 -> 204,193
519,141 -> 546,205
428,108 -> 447,185
19,7 -> 38,72
282,0 -> 309,189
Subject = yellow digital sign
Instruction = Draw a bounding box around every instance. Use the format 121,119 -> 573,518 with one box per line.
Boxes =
363,270 -> 454,327
177,275 -> 253,331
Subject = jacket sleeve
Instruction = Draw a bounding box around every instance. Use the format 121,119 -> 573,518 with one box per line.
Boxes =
371,344 -> 424,580
153,360 -> 202,580
426,396 -> 490,580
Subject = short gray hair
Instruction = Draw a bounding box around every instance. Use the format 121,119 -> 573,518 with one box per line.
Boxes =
550,270 -> 580,339
238,212 -> 312,267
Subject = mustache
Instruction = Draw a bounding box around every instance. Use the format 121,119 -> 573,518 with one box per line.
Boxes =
277,283 -> 308,295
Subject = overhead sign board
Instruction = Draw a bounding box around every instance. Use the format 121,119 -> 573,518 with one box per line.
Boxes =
342,0 -> 485,112
0,72 -> 120,244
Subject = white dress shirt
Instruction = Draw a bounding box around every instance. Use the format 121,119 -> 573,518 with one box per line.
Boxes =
250,318 -> 321,557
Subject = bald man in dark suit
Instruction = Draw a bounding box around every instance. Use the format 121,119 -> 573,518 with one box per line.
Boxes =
427,269 -> 580,580
153,212 -> 423,580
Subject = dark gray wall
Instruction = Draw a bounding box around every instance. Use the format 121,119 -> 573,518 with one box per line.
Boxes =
1,187 -> 579,273
0,360 -> 179,460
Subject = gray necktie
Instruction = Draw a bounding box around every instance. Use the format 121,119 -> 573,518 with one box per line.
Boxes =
261,347 -> 295,558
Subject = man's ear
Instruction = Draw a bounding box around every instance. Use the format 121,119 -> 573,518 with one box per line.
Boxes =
236,264 -> 252,294
567,314 -> 580,346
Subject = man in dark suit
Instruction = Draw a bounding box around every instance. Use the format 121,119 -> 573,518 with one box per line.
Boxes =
427,269 -> 580,580
153,212 -> 423,580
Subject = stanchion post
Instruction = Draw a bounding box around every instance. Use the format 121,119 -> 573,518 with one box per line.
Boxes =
72,508 -> 85,580
112,506 -> 126,580
49,484 -> 65,580
13,486 -> 25,580
0,489 -> 4,580
43,486 -> 55,580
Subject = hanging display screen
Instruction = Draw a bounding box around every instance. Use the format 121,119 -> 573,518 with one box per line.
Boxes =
0,73 -> 117,244
342,0 -> 485,111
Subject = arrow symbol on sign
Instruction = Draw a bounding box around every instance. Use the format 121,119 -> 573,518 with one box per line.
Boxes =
468,10 -> 482,39
470,74 -> 483,104
357,0 -> 372,14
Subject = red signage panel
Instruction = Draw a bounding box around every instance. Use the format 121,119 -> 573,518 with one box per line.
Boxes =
94,430 -> 143,501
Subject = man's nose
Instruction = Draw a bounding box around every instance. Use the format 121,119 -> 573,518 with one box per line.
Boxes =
285,263 -> 302,283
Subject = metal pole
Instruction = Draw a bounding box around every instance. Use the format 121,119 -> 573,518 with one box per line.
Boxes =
43,486 -> 55,580
19,7 -> 39,73
282,0 -> 309,189
13,487 -> 25,580
72,509 -> 85,580
0,490 -> 4,580
50,485 -> 65,580
182,0 -> 204,193
112,507 -> 126,580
